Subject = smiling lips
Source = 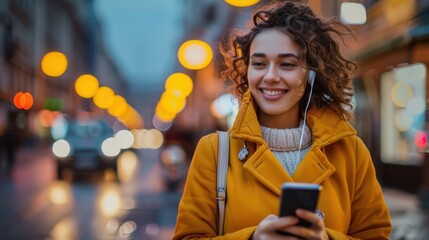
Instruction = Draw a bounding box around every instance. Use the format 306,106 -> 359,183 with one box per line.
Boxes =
260,89 -> 288,99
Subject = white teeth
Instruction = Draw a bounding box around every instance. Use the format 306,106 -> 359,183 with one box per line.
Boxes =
262,89 -> 286,96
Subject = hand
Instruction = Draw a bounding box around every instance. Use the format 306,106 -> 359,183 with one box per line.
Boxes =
252,210 -> 328,240
278,209 -> 329,240
252,214 -> 299,240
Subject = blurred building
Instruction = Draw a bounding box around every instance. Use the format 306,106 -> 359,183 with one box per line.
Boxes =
0,0 -> 127,144
346,0 -> 429,207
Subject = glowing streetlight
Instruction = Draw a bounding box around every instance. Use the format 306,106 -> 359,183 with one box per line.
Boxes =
93,86 -> 115,109
155,103 -> 176,122
13,92 -> 34,110
224,0 -> 260,7
178,40 -> 213,70
75,74 -> 99,98
107,95 -> 128,117
160,92 -> 186,114
165,73 -> 193,98
41,51 -> 68,77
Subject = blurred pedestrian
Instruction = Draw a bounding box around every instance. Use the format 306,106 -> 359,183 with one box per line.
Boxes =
174,1 -> 391,239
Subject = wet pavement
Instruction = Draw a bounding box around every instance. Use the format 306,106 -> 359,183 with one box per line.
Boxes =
1,144 -> 428,239
384,188 -> 429,240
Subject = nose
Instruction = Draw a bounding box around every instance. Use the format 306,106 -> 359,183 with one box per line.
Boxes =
263,65 -> 280,83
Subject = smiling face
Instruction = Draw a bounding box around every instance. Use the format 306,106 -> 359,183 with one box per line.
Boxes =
247,29 -> 308,129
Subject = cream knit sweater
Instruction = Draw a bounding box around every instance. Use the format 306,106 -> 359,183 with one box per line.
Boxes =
261,122 -> 312,176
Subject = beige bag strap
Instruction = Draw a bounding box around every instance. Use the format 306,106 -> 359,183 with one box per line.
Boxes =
216,131 -> 229,236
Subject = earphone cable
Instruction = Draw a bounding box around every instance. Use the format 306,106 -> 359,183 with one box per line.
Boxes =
297,82 -> 314,162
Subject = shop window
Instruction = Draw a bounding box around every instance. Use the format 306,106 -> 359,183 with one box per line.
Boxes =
380,63 -> 426,165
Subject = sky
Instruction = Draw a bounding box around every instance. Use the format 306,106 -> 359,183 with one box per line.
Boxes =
94,0 -> 186,91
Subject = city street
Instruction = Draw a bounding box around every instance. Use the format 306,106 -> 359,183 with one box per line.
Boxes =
0,143 -> 182,240
0,143 -> 428,240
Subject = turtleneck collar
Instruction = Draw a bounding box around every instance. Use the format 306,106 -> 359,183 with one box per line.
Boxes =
260,121 -> 312,151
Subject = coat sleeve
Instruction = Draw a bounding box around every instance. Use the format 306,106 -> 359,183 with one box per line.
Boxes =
326,137 -> 392,240
173,134 -> 256,240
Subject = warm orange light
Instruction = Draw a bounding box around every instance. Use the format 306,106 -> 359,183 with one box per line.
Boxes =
93,86 -> 115,109
224,0 -> 260,7
178,40 -> 213,70
13,92 -> 23,109
41,51 -> 68,77
107,95 -> 128,117
75,74 -> 100,98
13,92 -> 33,110
160,92 -> 186,114
165,73 -> 193,98
155,103 -> 176,122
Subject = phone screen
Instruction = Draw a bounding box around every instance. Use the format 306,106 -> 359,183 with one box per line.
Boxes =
279,183 -> 321,227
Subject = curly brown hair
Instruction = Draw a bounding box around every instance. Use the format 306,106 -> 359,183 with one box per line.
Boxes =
220,0 -> 357,120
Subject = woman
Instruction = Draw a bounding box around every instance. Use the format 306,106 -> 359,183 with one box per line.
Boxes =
174,1 -> 391,239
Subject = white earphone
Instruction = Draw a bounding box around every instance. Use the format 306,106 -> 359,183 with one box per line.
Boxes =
296,69 -> 316,161
307,70 -> 316,86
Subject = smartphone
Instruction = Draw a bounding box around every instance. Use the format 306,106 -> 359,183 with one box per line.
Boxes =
279,182 -> 322,227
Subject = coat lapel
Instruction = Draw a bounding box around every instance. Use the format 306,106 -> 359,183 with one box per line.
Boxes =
292,147 -> 336,183
243,145 -> 293,196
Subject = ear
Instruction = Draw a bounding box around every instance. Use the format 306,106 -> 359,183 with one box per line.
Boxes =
307,70 -> 316,86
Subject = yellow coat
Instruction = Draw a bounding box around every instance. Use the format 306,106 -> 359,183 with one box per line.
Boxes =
174,91 -> 391,239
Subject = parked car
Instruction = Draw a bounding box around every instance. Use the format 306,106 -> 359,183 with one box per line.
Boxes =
52,119 -> 119,180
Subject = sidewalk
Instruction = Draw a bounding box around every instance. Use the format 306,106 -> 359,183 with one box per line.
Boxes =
383,187 -> 429,240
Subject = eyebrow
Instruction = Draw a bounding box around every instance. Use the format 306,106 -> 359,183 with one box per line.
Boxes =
250,53 -> 299,59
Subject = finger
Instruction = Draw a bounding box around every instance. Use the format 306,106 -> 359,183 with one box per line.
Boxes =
296,209 -> 324,229
261,215 -> 299,232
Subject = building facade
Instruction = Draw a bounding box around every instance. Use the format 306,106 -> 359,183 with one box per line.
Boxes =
0,0 -> 127,144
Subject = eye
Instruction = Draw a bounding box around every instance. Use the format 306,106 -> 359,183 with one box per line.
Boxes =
280,62 -> 297,68
250,61 -> 266,68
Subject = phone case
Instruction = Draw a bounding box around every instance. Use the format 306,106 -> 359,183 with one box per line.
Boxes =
279,182 -> 322,227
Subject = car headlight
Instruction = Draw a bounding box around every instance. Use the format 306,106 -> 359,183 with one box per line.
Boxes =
52,139 -> 71,158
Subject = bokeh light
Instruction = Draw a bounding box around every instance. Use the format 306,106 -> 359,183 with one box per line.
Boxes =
118,221 -> 137,238
117,150 -> 138,183
107,95 -> 128,117
93,86 -> 115,109
394,109 -> 413,132
415,131 -> 427,149
210,93 -> 238,118
52,139 -> 71,158
75,74 -> 100,98
51,114 -> 69,140
155,104 -> 176,122
165,73 -> 193,98
152,115 -> 173,131
159,92 -> 186,114
340,2 -> 367,25
101,137 -> 121,157
390,82 -> 413,108
41,51 -> 68,77
13,92 -> 34,110
224,0 -> 260,7
49,181 -> 71,205
178,40 -> 213,70
132,129 -> 164,149
114,130 -> 134,149
99,185 -> 121,217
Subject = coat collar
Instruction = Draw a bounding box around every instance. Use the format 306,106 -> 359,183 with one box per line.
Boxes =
230,90 -> 356,195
